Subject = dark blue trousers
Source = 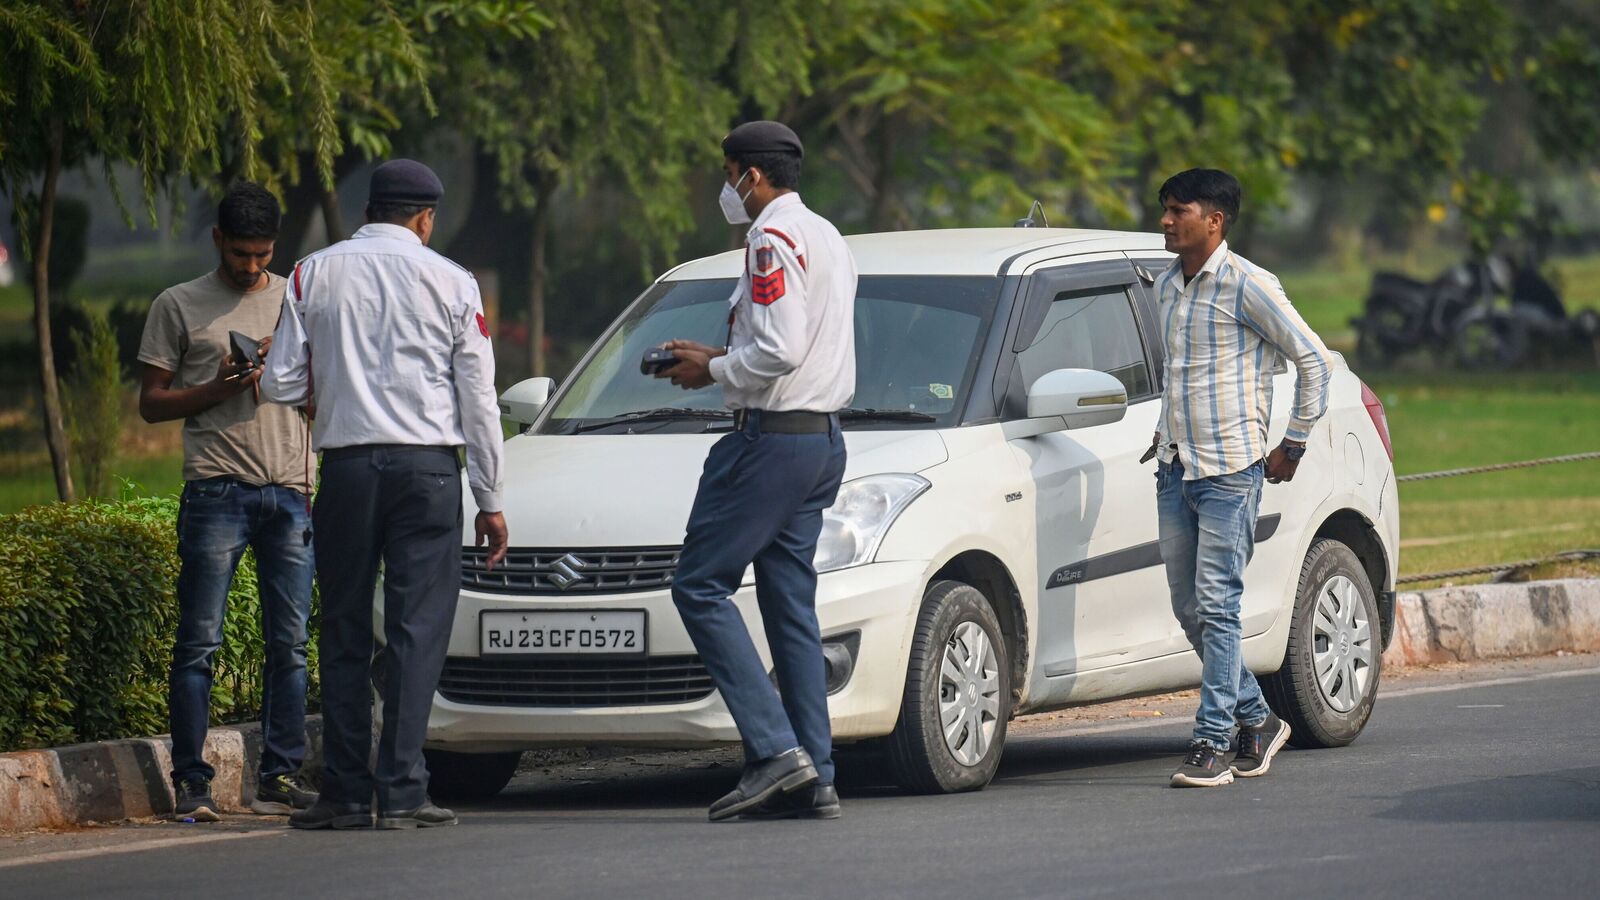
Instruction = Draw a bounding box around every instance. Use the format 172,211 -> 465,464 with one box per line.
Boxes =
313,445 -> 463,811
671,413 -> 847,784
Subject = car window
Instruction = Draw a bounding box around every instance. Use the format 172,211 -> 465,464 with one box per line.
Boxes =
540,276 -> 1001,433
1014,288 -> 1154,401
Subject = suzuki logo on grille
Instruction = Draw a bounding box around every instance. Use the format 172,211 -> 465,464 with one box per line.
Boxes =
548,554 -> 590,590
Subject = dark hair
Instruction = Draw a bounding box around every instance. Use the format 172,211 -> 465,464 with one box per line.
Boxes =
1158,168 -> 1241,235
728,150 -> 801,190
365,201 -> 433,225
216,182 -> 280,239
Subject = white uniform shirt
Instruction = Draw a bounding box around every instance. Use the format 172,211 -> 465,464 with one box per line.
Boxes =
261,223 -> 505,512
1155,240 -> 1333,479
708,193 -> 857,412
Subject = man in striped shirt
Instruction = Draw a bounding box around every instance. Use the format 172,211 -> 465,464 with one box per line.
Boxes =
1150,169 -> 1333,787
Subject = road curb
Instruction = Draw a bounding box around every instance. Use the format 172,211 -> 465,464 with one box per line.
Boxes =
0,719 -> 325,833
1382,578 -> 1600,669
5,578 -> 1596,832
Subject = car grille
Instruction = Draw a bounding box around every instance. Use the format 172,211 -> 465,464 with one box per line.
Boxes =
436,655 -> 715,707
461,546 -> 680,595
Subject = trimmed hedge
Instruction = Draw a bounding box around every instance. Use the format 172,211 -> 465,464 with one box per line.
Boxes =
0,497 -> 319,752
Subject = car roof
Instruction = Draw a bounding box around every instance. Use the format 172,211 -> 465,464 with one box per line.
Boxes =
660,227 -> 1169,281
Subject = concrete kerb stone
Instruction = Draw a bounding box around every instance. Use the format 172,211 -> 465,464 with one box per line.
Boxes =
5,578 -> 1597,832
1382,578 -> 1600,669
0,717 -> 324,833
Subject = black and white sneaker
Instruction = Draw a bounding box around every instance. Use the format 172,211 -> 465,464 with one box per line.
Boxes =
1232,714 -> 1291,778
1170,743 -> 1235,788
173,776 -> 220,822
250,773 -> 318,815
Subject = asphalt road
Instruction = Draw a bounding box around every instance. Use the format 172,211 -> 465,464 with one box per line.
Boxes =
4,655 -> 1598,899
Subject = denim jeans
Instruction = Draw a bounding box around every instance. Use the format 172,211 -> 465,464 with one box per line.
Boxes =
170,477 -> 314,784
1156,458 -> 1272,751
671,413 -> 848,784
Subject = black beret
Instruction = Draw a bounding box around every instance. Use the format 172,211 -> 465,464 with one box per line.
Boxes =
368,159 -> 444,206
721,121 -> 804,159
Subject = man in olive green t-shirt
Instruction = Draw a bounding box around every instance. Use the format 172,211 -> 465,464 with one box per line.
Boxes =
136,182 -> 317,822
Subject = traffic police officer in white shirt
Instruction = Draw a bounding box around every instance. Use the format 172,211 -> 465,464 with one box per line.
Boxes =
658,121 -> 856,821
262,159 -> 509,830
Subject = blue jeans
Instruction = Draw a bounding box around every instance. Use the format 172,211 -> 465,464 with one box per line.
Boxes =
671,413 -> 848,784
170,477 -> 314,784
1156,459 -> 1271,751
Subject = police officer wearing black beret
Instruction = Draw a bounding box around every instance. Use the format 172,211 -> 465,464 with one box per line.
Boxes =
659,121 -> 859,821
265,159 -> 509,829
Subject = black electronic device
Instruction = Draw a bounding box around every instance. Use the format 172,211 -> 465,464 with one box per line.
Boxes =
226,331 -> 263,381
640,347 -> 680,376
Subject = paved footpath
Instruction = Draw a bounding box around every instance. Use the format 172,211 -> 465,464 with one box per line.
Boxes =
3,654 -> 1597,899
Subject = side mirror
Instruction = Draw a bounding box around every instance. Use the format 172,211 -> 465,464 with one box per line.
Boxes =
499,376 -> 555,428
1004,368 -> 1128,438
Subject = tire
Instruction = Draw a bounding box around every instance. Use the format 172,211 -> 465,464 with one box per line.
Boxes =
885,580 -> 1011,794
423,749 -> 521,803
1261,539 -> 1382,748
1451,307 -> 1528,369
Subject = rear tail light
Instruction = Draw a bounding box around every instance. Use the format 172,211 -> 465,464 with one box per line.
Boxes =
1360,381 -> 1393,461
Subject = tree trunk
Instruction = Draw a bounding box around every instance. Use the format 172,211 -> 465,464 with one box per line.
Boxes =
319,184 -> 346,244
528,170 -> 557,378
33,118 -> 76,503
868,117 -> 899,231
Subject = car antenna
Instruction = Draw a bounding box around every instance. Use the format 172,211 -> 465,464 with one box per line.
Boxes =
1014,200 -> 1049,228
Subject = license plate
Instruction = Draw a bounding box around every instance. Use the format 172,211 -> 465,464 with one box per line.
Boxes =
480,610 -> 646,656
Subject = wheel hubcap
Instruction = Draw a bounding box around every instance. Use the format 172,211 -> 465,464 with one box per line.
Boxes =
1311,575 -> 1374,713
939,621 -> 1001,767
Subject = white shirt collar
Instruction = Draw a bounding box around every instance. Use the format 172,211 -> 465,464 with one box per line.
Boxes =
353,222 -> 423,244
746,192 -> 803,238
1199,239 -> 1230,277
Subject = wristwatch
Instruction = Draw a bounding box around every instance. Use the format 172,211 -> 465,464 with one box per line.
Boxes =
1280,442 -> 1307,462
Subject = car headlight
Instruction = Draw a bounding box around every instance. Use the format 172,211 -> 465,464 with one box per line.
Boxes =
813,474 -> 930,574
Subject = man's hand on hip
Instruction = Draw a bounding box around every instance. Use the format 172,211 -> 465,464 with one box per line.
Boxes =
475,511 -> 509,570
1266,441 -> 1304,484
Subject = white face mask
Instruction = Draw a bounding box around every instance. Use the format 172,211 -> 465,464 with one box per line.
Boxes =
719,170 -> 755,225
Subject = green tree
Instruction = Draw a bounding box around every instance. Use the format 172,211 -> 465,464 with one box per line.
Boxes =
438,0 -> 811,376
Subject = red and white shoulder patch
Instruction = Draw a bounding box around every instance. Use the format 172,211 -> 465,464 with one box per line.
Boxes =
752,269 -> 786,305
476,312 -> 490,338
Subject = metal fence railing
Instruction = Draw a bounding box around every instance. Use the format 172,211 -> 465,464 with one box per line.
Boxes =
1392,451 -> 1600,585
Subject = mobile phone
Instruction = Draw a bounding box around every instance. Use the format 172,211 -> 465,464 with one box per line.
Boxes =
640,347 -> 680,376
225,331 -> 263,381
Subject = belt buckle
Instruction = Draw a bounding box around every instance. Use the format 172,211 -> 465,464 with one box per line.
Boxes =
734,409 -> 749,431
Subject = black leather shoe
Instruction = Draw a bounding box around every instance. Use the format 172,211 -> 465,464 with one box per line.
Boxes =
289,799 -> 372,830
708,747 -> 818,822
376,800 -> 458,829
740,783 -> 841,820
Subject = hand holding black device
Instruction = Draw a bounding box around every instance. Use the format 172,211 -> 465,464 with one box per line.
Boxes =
640,347 -> 680,376
225,331 -> 263,381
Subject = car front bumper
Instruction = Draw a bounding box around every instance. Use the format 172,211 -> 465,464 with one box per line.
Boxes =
421,559 -> 926,752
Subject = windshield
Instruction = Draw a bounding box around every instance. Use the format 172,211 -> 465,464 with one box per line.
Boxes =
541,275 -> 1002,434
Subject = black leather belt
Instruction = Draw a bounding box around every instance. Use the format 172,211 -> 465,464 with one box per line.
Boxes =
733,409 -> 836,434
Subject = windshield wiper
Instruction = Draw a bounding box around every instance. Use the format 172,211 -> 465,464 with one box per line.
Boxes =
571,407 -> 733,434
838,407 -> 937,424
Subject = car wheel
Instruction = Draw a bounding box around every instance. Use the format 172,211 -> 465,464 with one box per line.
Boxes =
422,749 -> 521,803
885,579 -> 1011,793
1261,539 -> 1381,748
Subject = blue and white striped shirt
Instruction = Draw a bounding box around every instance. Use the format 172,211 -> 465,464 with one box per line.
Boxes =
1155,241 -> 1333,479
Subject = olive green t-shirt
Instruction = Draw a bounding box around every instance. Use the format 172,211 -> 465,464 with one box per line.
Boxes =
136,270 -> 314,493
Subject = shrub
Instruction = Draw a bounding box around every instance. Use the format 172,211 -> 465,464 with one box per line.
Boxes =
64,311 -> 126,498
0,496 -> 319,752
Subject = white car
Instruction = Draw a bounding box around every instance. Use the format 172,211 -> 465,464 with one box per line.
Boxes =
416,227 -> 1400,800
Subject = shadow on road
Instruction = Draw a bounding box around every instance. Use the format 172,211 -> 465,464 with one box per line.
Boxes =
460,729 -> 1198,820
1375,766 -> 1600,824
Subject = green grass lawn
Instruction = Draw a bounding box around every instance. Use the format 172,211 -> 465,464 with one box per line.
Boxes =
1371,369 -> 1600,586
